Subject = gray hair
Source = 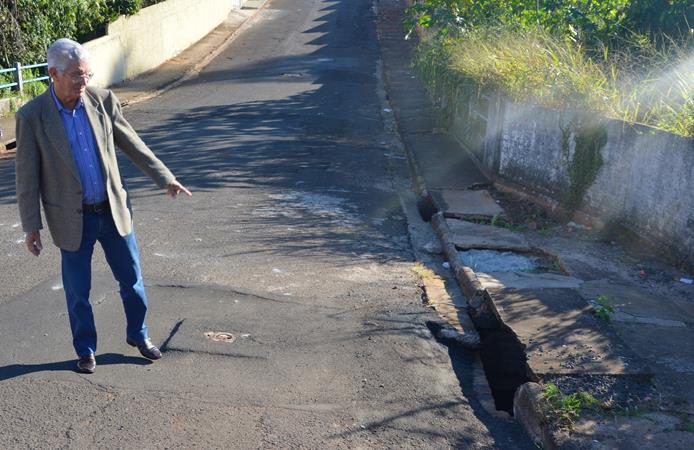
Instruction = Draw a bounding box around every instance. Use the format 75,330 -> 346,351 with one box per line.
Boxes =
47,38 -> 91,72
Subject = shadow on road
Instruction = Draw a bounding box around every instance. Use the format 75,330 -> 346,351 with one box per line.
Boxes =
0,0 -> 408,263
0,353 -> 152,381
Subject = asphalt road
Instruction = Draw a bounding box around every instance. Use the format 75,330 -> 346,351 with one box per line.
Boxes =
0,0 -> 534,447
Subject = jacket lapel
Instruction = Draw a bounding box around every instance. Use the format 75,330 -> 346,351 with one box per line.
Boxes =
40,91 -> 80,182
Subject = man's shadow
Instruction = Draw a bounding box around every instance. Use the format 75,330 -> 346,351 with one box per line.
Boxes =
0,353 -> 152,381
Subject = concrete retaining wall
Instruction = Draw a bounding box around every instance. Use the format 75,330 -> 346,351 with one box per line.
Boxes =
85,0 -> 244,88
453,94 -> 694,263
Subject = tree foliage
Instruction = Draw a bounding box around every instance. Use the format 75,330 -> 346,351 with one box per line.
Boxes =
408,1 -> 694,137
406,0 -> 694,44
0,0 -> 164,67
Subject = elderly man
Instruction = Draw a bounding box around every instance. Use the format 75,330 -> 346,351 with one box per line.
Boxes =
15,38 -> 191,374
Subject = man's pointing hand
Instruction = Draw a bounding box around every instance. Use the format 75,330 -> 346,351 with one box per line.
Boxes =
166,180 -> 192,198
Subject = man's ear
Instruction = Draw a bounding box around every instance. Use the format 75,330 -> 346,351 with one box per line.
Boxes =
47,67 -> 58,81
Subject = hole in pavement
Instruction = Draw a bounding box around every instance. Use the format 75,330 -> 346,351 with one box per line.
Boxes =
427,320 -> 533,416
477,326 -> 536,415
417,193 -> 437,222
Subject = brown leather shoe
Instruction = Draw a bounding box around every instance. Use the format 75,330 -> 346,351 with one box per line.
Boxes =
126,338 -> 162,360
76,353 -> 96,374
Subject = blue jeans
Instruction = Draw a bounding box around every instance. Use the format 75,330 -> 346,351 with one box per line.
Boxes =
60,210 -> 149,357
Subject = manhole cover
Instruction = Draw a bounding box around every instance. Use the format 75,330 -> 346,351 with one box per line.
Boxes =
204,331 -> 236,343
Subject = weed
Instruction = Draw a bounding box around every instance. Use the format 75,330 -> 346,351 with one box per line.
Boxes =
504,221 -> 526,233
488,214 -> 527,233
593,294 -> 615,322
411,262 -> 437,280
550,257 -> 563,273
542,383 -> 605,429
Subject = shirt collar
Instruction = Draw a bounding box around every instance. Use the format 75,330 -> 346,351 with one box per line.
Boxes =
50,84 -> 83,113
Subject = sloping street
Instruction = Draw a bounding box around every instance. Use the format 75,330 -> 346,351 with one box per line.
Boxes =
0,0 -> 534,447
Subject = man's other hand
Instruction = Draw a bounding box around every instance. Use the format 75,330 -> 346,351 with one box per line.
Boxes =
166,180 -> 192,198
26,231 -> 43,257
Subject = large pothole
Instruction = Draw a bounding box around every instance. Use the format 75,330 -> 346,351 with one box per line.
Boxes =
426,319 -> 535,416
477,326 -> 536,415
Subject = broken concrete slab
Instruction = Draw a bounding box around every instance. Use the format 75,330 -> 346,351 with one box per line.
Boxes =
445,218 -> 531,251
513,383 -> 554,449
580,280 -> 694,325
477,272 -> 584,291
487,288 -> 646,376
429,304 -> 481,349
417,265 -> 481,350
432,189 -> 506,219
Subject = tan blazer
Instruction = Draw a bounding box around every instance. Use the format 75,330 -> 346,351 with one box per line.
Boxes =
15,86 -> 175,251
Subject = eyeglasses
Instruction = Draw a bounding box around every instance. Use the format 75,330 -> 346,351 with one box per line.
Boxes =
66,72 -> 94,84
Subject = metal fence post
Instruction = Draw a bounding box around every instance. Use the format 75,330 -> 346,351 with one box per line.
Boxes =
14,62 -> 23,93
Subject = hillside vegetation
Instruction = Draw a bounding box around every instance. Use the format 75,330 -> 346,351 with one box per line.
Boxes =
407,1 -> 693,137
0,0 -> 164,67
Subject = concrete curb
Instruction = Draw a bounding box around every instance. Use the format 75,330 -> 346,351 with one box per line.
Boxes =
514,382 -> 560,450
431,213 -> 563,449
391,123 -> 437,222
430,212 -> 504,330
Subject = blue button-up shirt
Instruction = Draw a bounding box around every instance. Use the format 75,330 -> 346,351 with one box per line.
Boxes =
50,85 -> 106,204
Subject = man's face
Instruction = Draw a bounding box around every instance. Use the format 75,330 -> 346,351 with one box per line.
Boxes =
49,59 -> 92,106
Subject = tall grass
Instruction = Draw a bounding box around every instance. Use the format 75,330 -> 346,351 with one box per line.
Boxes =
416,28 -> 694,137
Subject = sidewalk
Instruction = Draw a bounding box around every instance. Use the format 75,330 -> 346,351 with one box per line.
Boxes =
377,0 -> 694,449
0,0 -> 266,157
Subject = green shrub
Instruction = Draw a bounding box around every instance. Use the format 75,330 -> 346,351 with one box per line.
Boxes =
542,383 -> 604,429
625,0 -> 694,38
0,0 -> 167,67
0,1 -> 106,66
405,1 -> 693,45
101,1 -> 142,23
411,10 -> 694,137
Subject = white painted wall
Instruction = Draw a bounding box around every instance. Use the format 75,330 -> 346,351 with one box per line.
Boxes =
455,96 -> 694,264
84,0 -> 243,88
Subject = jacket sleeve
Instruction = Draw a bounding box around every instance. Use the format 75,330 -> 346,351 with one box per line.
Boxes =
15,110 -> 43,233
108,90 -> 175,188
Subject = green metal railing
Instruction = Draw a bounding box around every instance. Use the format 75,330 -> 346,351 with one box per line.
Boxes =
0,62 -> 49,93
